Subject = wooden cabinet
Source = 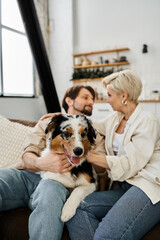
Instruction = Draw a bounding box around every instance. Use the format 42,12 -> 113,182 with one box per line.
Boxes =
72,47 -> 130,102
91,103 -> 113,121
139,101 -> 160,122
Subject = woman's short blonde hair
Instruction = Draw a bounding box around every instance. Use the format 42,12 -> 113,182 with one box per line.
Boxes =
102,69 -> 142,102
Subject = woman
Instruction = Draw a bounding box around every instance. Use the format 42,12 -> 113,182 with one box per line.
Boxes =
66,69 -> 160,240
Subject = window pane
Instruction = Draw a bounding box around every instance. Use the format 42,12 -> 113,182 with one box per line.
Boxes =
2,29 -> 34,96
1,0 -> 25,33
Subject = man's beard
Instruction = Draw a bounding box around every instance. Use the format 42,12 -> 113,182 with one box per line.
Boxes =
73,103 -> 92,116
80,108 -> 92,116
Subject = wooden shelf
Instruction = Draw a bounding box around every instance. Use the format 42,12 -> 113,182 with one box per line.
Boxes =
72,78 -> 103,83
94,99 -> 160,103
72,48 -> 130,57
73,61 -> 129,69
138,99 -> 160,103
72,47 -> 130,99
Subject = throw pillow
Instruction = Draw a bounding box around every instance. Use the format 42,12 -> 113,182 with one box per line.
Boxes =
0,115 -> 32,168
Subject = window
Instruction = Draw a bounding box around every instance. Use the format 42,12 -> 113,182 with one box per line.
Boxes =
0,0 -> 34,97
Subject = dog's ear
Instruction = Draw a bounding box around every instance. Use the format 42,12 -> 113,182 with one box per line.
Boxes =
45,114 -> 68,134
86,118 -> 97,145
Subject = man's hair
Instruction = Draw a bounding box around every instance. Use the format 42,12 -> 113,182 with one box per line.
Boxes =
62,85 -> 95,113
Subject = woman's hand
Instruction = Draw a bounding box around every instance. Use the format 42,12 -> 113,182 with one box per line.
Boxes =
39,112 -> 62,121
87,150 -> 109,170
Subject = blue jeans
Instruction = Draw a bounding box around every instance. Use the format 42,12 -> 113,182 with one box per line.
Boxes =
67,182 -> 160,240
0,168 -> 69,240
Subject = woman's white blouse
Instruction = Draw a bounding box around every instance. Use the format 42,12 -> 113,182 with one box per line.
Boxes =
94,104 -> 160,204
113,133 -> 124,155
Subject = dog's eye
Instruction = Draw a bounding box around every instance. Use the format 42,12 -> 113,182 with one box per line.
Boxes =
61,131 -> 72,140
81,132 -> 86,138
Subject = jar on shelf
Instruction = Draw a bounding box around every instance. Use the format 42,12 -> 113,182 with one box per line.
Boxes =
75,57 -> 82,66
150,90 -> 159,100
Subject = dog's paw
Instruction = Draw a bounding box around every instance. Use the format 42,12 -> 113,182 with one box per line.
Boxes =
61,202 -> 76,222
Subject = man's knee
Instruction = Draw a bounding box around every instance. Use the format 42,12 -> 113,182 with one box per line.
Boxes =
0,168 -> 20,189
38,179 -> 69,195
0,168 -> 17,178
30,179 -> 69,209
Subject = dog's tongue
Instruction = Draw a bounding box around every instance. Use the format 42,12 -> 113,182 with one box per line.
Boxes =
63,146 -> 81,165
70,156 -> 80,165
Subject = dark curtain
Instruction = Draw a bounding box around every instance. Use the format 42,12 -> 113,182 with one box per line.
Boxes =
17,0 -> 61,113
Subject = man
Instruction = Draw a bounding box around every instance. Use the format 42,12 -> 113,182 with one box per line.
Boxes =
0,85 -> 104,240
61,85 -> 94,116
41,85 -> 94,121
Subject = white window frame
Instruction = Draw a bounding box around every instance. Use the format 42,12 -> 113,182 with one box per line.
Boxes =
0,0 -> 35,98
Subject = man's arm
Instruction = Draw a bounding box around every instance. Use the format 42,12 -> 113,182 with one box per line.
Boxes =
39,112 -> 62,121
22,118 -> 72,173
22,151 -> 73,173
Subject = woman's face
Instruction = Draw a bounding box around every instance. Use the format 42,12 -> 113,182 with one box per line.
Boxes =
106,84 -> 124,111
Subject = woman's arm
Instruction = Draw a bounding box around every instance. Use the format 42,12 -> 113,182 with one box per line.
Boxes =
87,150 -> 110,170
89,113 -> 160,182
106,117 -> 160,181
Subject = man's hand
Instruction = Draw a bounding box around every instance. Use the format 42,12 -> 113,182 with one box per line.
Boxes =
38,151 -> 73,173
39,112 -> 62,121
22,151 -> 73,173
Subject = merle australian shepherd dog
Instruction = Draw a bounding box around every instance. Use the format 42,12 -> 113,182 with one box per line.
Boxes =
40,114 -> 98,222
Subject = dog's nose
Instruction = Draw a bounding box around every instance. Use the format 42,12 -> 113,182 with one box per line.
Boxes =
73,147 -> 83,156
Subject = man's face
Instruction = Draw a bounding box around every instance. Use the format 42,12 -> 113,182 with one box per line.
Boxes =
72,88 -> 94,116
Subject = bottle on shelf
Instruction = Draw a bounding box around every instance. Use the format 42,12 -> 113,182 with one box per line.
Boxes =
82,56 -> 91,66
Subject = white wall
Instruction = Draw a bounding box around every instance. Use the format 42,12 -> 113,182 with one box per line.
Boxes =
0,0 -> 160,121
0,96 -> 46,121
48,0 -> 73,103
50,0 -> 160,102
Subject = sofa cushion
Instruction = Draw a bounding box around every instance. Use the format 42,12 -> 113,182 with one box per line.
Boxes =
0,115 -> 33,169
0,208 -> 30,240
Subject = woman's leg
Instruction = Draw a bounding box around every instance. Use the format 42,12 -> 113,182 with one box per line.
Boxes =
94,185 -> 160,240
67,186 -> 125,240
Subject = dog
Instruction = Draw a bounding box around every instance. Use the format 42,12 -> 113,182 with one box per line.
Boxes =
40,114 -> 98,222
